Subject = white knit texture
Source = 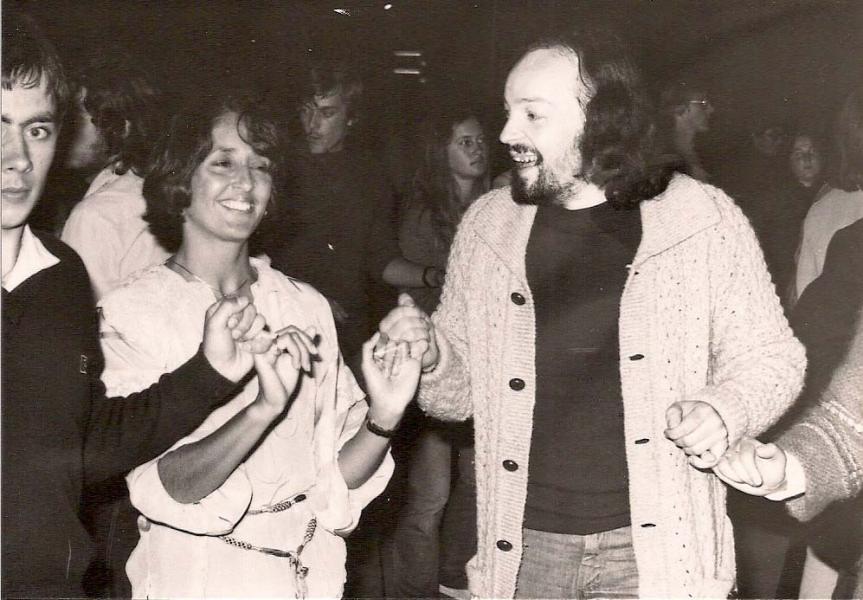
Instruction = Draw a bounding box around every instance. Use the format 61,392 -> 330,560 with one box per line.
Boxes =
419,175 -> 805,599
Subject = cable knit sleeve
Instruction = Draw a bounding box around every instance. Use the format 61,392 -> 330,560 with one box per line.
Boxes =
416,203 -> 477,423
697,190 -> 807,447
780,319 -> 863,521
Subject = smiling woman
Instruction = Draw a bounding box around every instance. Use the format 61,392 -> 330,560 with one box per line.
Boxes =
143,93 -> 281,258
93,89 -> 420,598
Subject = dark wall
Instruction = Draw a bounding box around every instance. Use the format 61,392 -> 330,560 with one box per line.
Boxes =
12,0 -> 863,176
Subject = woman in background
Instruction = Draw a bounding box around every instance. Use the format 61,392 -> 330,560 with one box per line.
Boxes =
98,92 -> 419,598
795,87 -> 863,301
747,128 -> 828,311
386,103 -> 489,599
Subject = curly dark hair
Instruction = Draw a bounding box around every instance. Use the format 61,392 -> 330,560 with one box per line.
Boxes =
526,28 -> 675,209
143,92 -> 283,253
2,8 -> 72,118
410,102 -> 490,249
78,54 -> 164,176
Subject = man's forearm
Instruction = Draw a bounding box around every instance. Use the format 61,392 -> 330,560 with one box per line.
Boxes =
83,346 -> 235,485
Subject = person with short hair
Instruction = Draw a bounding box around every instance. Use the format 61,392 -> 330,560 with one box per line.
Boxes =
1,11 -> 272,597
265,55 -> 430,370
658,80 -> 714,181
61,54 -> 170,299
377,28 -> 805,599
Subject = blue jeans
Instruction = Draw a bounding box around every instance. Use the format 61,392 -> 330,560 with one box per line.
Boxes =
516,526 -> 639,599
385,419 -> 476,598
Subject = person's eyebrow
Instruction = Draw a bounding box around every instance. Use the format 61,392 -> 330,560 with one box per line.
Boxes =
514,97 -> 551,105
1,112 -> 55,126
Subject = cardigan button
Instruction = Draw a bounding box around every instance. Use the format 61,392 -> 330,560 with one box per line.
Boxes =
496,539 -> 513,552
629,353 -> 645,361
502,459 -> 519,472
509,378 -> 525,391
510,292 -> 526,305
137,515 -> 151,532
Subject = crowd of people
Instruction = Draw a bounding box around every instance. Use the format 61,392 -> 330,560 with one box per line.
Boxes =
2,6 -> 861,600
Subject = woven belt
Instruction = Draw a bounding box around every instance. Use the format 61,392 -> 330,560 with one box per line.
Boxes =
219,494 -> 316,598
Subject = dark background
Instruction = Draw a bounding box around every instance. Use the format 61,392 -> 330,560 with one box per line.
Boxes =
14,0 -> 863,179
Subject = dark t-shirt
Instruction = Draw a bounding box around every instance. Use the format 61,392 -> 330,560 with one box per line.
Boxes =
265,150 -> 401,359
524,200 -> 641,535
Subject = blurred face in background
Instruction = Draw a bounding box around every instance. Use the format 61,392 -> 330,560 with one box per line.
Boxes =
789,134 -> 822,187
299,89 -> 350,154
448,117 -> 487,183
681,95 -> 714,134
753,126 -> 787,157
65,89 -> 109,172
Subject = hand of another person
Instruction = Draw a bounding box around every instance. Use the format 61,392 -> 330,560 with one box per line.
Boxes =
203,296 -> 270,382
327,296 -> 350,324
252,325 -> 319,417
665,400 -> 729,468
361,333 -> 421,430
713,438 -> 788,496
377,293 -> 439,371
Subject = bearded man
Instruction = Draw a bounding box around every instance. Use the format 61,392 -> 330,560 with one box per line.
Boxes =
377,28 -> 805,599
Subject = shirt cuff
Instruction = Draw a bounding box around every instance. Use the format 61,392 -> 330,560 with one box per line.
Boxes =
766,452 -> 806,501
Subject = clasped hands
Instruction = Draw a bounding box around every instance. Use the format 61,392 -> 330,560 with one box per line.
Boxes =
200,296 -> 317,416
202,295 -> 421,421
373,295 -> 747,476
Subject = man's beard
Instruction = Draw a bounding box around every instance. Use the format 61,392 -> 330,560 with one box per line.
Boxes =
509,146 -> 579,207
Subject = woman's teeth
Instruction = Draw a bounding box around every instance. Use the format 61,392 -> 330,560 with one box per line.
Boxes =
222,199 -> 253,212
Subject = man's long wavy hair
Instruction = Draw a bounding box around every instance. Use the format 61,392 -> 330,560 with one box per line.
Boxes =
526,28 -> 676,209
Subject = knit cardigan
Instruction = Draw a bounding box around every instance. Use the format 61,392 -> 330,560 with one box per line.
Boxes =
782,309 -> 863,521
418,175 -> 806,599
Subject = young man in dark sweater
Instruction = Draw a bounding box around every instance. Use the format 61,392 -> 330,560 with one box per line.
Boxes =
1,11 -> 269,597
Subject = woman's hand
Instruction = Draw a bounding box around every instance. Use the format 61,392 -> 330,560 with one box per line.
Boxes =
376,293 -> 439,371
251,326 -> 318,418
203,296 -> 271,381
362,332 -> 421,430
713,438 -> 788,496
